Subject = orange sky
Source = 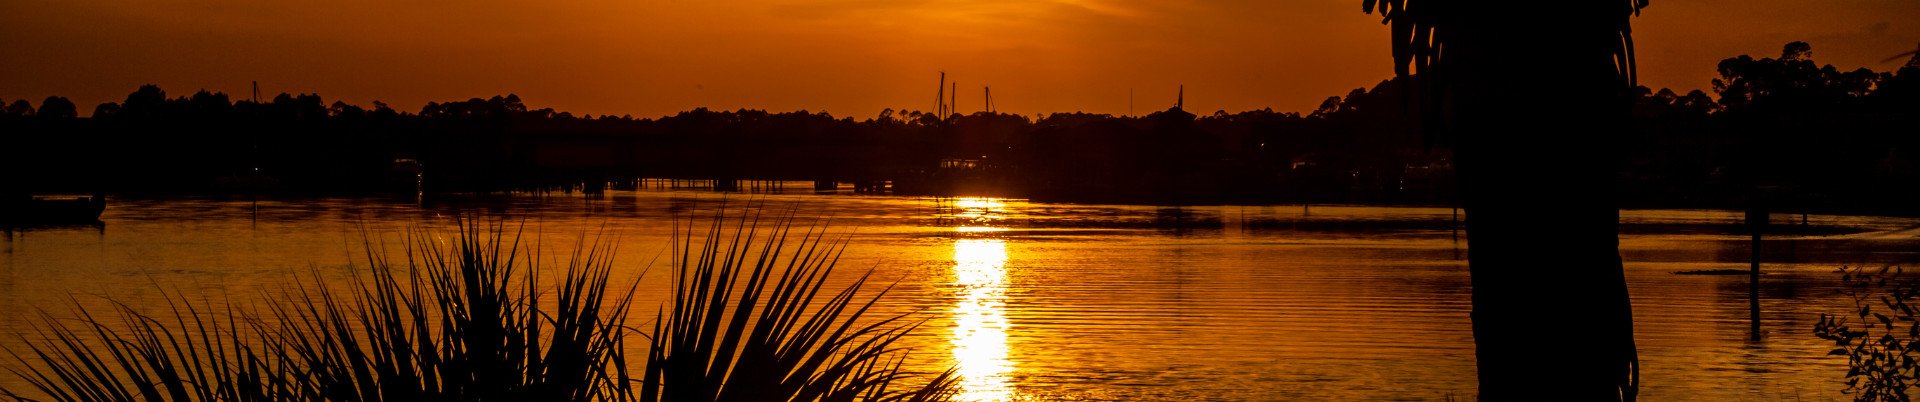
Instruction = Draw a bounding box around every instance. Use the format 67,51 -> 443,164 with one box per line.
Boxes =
1,1 -> 1915,118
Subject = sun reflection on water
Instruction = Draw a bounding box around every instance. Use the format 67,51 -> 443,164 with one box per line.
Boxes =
954,226 -> 1007,233
953,197 -> 1005,211
951,238 -> 1012,402
946,197 -> 1007,227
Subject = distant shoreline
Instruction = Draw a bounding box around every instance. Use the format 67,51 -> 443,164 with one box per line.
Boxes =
89,186 -> 1920,220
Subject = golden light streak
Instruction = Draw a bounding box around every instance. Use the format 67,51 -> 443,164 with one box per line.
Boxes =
949,197 -> 1007,228
951,238 -> 1012,402
954,197 -> 1006,211
954,226 -> 1007,233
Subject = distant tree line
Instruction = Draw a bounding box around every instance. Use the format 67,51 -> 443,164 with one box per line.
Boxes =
1,42 -> 1913,212
1621,42 -> 1919,213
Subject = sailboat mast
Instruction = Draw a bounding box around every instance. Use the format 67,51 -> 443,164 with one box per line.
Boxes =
984,85 -> 993,113
1176,85 -> 1184,111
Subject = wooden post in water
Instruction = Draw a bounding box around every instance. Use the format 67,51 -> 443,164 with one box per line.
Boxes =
1452,206 -> 1461,239
1746,197 -> 1768,340
1452,206 -> 1462,260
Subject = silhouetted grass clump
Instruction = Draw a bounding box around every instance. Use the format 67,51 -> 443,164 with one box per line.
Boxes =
640,212 -> 956,402
1,213 -> 955,402
1815,265 -> 1920,402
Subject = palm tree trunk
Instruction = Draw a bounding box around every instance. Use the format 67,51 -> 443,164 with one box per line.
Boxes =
1444,4 -> 1639,399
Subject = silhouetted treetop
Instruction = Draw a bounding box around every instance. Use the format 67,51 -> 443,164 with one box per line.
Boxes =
91,102 -> 120,119
189,90 -> 232,114
4,99 -> 33,117
37,96 -> 77,119
1782,41 -> 1813,61
122,84 -> 166,117
1713,42 -> 1884,110
422,94 -> 530,119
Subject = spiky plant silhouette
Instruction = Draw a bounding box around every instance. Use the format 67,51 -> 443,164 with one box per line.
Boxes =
3,212 -> 956,402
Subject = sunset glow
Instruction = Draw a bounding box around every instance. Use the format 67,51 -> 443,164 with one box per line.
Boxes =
4,0 -> 1919,399
3,1 -> 1914,117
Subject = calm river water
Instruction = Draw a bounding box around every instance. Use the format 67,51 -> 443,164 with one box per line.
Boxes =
3,187 -> 1918,400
